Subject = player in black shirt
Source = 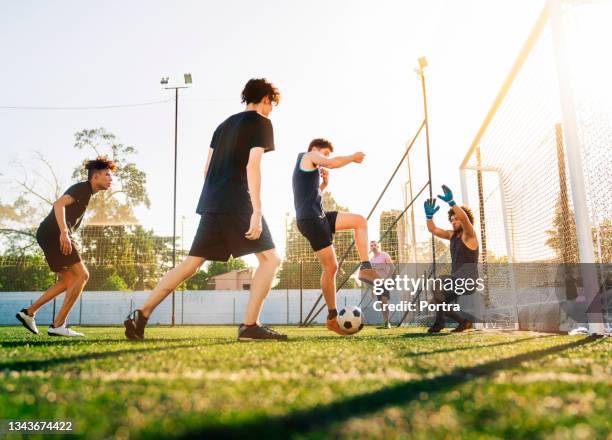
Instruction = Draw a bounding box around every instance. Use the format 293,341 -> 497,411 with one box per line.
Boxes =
424,184 -> 479,333
16,157 -> 115,337
124,78 -> 287,341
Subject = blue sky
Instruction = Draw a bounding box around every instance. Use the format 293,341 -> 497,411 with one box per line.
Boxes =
0,0 -> 548,257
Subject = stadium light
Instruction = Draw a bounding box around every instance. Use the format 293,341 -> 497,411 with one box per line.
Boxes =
161,73 -> 193,327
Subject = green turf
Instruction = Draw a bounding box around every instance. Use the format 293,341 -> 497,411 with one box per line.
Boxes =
0,326 -> 610,439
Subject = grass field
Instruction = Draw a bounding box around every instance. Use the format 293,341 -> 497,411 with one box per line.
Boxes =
0,326 -> 610,440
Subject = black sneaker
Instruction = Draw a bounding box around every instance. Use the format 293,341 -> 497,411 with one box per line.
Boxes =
451,320 -> 473,333
427,322 -> 445,333
124,310 -> 148,341
237,324 -> 288,341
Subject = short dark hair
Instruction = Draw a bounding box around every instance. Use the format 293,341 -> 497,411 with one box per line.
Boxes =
308,138 -> 334,152
241,78 -> 280,105
85,156 -> 116,180
448,206 -> 475,225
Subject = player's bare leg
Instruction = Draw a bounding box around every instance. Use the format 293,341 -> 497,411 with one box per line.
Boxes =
28,270 -> 72,316
238,249 -> 287,341
140,256 -> 205,319
124,256 -> 205,341
52,262 -> 88,328
243,249 -> 281,325
316,245 -> 352,336
335,212 -> 379,284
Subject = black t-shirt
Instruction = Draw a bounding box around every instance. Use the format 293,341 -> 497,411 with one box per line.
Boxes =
196,111 -> 274,214
39,181 -> 93,235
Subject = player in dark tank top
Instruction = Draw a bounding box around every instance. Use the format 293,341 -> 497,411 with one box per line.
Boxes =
424,184 -> 479,333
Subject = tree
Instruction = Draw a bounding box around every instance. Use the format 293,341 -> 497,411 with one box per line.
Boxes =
71,128 -> 150,224
1,128 -> 156,292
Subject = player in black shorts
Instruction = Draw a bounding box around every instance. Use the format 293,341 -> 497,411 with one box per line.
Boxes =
124,78 -> 287,341
424,184 -> 479,333
15,157 -> 115,337
292,138 -> 380,336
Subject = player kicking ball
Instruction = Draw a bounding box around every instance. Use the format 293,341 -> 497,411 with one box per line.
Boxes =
292,138 -> 380,336
124,78 -> 287,342
16,157 -> 115,337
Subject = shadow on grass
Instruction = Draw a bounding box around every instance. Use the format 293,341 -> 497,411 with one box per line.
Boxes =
0,337 -> 216,349
403,335 -> 553,358
401,332 -> 450,338
178,335 -> 600,439
0,340 -> 235,372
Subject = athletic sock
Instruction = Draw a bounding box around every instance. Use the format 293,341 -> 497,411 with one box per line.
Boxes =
327,309 -> 338,320
360,261 -> 372,270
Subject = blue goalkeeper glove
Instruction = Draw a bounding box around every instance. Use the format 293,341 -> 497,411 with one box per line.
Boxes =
437,184 -> 456,207
424,198 -> 440,219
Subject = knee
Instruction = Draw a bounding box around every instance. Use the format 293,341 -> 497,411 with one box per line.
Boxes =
76,269 -> 89,284
323,260 -> 338,275
269,254 -> 282,269
356,215 -> 367,229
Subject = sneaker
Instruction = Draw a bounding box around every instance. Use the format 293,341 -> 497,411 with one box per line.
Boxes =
48,325 -> 84,337
377,322 -> 391,329
427,322 -> 445,333
124,310 -> 148,341
16,309 -> 39,334
237,324 -> 288,341
451,320 -> 473,333
358,268 -> 380,285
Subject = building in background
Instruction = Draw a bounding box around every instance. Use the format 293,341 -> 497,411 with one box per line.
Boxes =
208,269 -> 254,290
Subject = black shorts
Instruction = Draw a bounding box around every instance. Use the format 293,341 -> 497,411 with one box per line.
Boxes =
36,226 -> 82,273
296,211 -> 338,252
189,212 -> 275,261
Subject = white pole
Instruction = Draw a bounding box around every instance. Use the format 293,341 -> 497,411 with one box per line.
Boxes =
497,170 -> 519,329
459,167 -> 470,207
550,0 -> 604,335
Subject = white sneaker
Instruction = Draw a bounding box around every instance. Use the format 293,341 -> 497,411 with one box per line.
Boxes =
47,325 -> 85,337
16,309 -> 39,334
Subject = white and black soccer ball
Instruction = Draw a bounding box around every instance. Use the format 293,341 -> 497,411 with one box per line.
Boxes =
337,306 -> 363,334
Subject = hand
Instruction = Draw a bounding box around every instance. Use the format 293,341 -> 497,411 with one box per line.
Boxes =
59,230 -> 72,255
319,168 -> 329,186
424,198 -> 440,219
437,184 -> 456,206
245,212 -> 263,240
352,152 -> 365,163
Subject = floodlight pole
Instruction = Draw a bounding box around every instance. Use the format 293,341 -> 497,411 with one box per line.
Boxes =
417,57 -> 436,274
163,77 -> 191,327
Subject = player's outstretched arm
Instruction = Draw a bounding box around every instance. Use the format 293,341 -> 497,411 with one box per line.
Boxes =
437,184 -> 475,238
424,198 -> 453,240
53,194 -> 75,255
307,151 -> 365,169
245,147 -> 265,240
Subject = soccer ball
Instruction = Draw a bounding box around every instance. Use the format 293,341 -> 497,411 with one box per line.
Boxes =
337,306 -> 363,334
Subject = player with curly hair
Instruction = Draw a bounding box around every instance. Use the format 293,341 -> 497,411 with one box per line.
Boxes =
16,157 -> 115,337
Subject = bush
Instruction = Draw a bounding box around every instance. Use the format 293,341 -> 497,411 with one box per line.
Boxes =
101,273 -> 129,291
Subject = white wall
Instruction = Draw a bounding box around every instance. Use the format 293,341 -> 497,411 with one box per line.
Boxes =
0,289 -> 364,326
